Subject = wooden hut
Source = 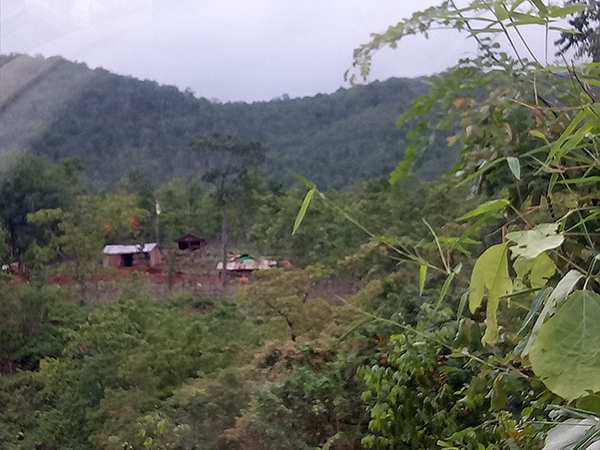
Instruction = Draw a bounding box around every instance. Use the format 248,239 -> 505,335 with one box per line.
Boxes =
175,234 -> 207,251
103,243 -> 163,268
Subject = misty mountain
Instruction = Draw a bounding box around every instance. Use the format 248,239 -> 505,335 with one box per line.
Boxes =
0,53 -> 456,190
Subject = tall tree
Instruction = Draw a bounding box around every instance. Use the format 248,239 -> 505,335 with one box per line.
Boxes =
0,224 -> 10,267
188,132 -> 265,284
0,152 -> 79,259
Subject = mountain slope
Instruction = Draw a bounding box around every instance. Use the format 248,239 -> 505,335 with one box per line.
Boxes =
0,54 -> 455,189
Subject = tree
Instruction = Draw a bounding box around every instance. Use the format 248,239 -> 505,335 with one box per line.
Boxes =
555,0 -> 600,62
117,168 -> 155,211
0,152 -> 79,259
0,224 -> 10,267
156,177 -> 221,242
188,132 -> 265,284
235,266 -> 336,341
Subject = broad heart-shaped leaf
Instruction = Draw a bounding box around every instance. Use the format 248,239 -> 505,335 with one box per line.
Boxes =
513,253 -> 556,290
530,290 -> 600,401
507,223 -> 565,260
469,243 -> 512,345
523,269 -> 583,356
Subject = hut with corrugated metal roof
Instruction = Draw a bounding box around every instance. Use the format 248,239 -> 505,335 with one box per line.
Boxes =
103,243 -> 163,268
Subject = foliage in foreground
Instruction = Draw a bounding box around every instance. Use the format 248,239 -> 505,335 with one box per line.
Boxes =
335,0 -> 600,447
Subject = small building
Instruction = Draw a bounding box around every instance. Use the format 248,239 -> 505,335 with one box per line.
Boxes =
175,234 -> 207,251
216,254 -> 277,277
103,243 -> 163,268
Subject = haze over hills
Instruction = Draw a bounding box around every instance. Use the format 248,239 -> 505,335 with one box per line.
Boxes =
0,53 -> 456,190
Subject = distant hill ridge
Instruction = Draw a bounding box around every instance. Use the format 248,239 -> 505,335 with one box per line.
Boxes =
0,53 -> 455,189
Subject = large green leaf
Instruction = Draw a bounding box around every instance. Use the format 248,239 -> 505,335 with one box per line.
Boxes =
506,223 -> 565,260
523,269 -> 583,356
469,243 -> 512,345
577,393 -> 600,415
530,291 -> 600,401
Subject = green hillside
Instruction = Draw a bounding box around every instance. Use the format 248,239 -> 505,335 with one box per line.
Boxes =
0,54 -> 456,189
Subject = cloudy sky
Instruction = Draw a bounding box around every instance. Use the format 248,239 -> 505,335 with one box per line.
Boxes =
1,0 -> 559,103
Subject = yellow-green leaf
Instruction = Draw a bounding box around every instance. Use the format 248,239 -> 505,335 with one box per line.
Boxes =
577,393 -> 600,415
506,223 -> 564,260
436,272 -> 456,309
531,0 -> 548,15
513,253 -> 556,290
495,3 -> 509,20
469,243 -> 512,345
530,129 -> 546,139
419,264 -> 427,295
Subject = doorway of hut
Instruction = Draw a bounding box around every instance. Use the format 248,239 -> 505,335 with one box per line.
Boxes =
121,254 -> 134,267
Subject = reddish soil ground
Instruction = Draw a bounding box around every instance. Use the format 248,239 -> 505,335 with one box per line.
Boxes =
46,266 -> 249,286
32,247 -> 359,302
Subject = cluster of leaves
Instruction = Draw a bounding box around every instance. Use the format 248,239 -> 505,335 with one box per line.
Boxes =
229,346 -> 368,450
333,0 -> 600,448
0,151 -> 81,257
358,309 -> 549,450
555,0 -> 600,62
0,277 -> 85,373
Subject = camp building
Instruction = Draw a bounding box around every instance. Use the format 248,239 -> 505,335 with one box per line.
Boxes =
103,243 -> 163,268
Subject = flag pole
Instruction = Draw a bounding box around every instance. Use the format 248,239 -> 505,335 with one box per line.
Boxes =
155,200 -> 161,245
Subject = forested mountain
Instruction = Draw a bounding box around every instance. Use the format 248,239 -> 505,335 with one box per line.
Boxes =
0,53 -> 455,190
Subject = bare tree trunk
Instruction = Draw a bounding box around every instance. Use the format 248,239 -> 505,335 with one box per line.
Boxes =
168,251 -> 175,291
74,260 -> 90,315
9,224 -> 17,259
221,201 -> 228,288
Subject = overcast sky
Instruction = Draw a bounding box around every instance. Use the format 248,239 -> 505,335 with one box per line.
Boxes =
1,0 -> 561,103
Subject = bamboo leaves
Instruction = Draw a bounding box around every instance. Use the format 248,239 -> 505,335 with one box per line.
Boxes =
292,188 -> 316,235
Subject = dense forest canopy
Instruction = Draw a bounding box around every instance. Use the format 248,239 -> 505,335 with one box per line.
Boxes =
0,53 -> 453,190
1,1 -> 600,449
